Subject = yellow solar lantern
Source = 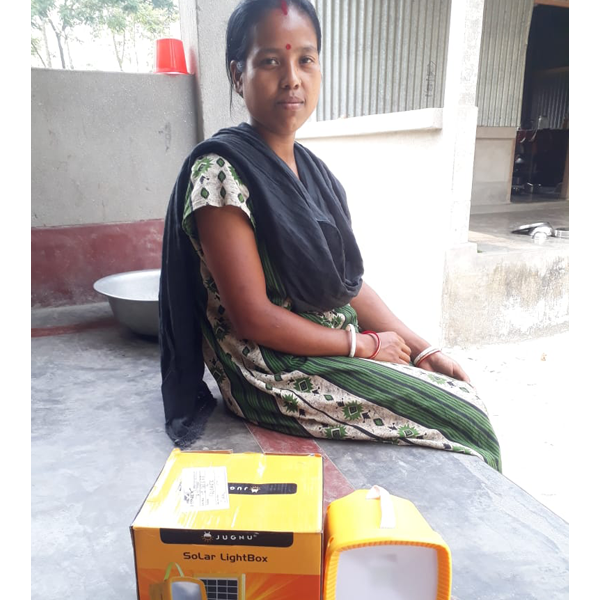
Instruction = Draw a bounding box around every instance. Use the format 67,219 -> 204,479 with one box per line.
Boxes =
149,562 -> 208,600
323,486 -> 452,600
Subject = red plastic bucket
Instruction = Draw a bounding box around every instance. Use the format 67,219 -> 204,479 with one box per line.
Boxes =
155,38 -> 188,74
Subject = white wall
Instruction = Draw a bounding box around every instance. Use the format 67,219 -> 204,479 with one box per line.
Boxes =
297,110 -> 448,344
442,243 -> 569,345
471,127 -> 516,207
31,68 -> 198,228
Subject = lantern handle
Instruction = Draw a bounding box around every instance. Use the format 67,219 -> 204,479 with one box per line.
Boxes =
163,562 -> 185,581
366,485 -> 396,529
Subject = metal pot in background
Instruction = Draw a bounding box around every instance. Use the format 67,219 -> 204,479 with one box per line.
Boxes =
511,222 -> 554,244
93,269 -> 160,337
511,223 -> 569,244
553,227 -> 569,239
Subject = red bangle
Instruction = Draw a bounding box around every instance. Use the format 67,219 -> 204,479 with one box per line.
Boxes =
361,330 -> 381,360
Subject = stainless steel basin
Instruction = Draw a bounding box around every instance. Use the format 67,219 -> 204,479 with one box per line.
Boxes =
93,269 -> 160,337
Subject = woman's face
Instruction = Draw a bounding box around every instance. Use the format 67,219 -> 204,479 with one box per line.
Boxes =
232,6 -> 321,140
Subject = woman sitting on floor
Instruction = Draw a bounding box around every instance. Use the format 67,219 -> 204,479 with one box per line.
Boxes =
159,0 -> 501,471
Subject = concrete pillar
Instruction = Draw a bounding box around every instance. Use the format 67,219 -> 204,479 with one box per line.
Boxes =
441,0 -> 486,247
179,0 -> 248,141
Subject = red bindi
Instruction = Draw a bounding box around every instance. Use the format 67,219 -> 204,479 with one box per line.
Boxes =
281,0 -> 288,15
286,44 -> 292,50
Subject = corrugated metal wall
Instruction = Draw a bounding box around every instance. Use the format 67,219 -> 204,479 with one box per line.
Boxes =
314,0 -> 451,121
314,0 -> 534,127
529,67 -> 569,130
475,0 -> 534,127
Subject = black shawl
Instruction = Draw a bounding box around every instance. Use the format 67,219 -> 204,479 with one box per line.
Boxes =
159,122 -> 363,444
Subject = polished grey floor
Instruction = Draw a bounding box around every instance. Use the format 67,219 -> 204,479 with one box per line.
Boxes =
31,298 -> 568,600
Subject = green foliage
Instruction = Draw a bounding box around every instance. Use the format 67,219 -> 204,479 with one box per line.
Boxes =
135,1 -> 177,37
31,35 -> 46,67
31,0 -> 178,69
31,0 -> 56,27
81,0 -> 177,36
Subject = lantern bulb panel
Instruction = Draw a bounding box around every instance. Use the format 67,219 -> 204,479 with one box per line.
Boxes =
170,580 -> 205,600
335,545 -> 439,600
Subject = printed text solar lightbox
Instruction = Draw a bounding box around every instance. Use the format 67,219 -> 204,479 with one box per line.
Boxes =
131,449 -> 323,600
323,486 -> 452,600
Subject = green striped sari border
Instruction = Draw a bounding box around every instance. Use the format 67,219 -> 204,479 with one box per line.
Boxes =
296,356 -> 500,469
310,356 -> 501,455
198,319 -> 309,437
293,354 -> 496,440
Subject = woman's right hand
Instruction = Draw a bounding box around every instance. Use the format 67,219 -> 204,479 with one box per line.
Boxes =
357,331 -> 411,364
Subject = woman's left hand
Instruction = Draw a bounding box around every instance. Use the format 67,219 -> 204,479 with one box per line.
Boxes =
418,352 -> 471,384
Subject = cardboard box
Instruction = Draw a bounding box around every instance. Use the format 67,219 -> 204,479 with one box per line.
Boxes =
131,449 -> 323,600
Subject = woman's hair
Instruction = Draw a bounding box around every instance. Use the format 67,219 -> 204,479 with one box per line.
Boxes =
226,0 -> 322,107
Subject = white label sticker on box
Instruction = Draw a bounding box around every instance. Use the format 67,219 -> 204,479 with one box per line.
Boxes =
181,467 -> 230,511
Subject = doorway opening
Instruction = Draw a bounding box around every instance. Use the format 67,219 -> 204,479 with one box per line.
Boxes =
511,3 -> 569,203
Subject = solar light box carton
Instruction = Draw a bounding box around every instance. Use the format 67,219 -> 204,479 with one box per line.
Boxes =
131,449 -> 323,600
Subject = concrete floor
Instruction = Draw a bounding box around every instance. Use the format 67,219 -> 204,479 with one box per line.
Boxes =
32,304 -> 568,600
448,332 -> 569,521
463,199 -> 570,519
468,199 -> 569,253
31,200 -> 569,600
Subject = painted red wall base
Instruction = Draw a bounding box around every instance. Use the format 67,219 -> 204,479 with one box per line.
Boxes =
31,219 -> 164,307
